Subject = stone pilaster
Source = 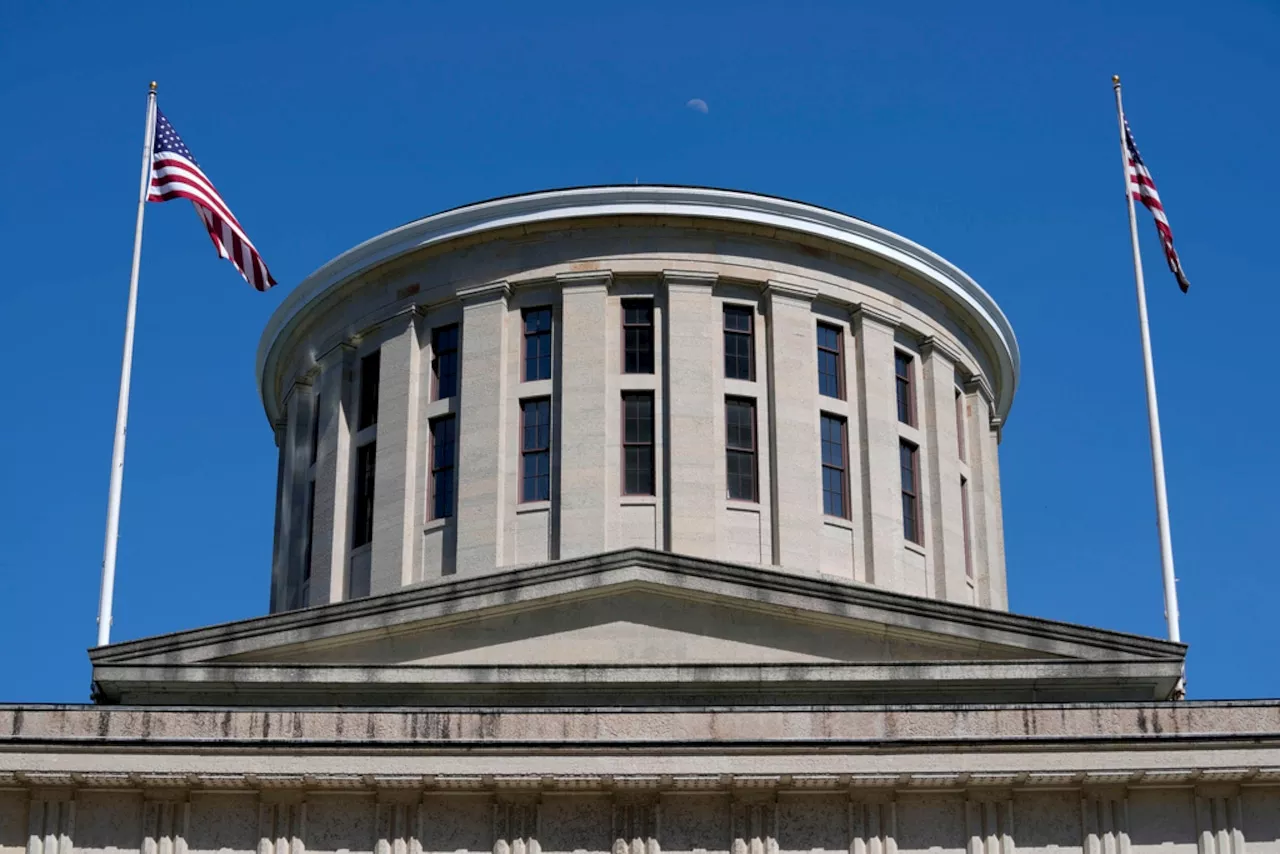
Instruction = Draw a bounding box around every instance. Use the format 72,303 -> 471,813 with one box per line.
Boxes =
308,344 -> 353,605
848,795 -> 896,854
764,282 -> 820,571
1194,787 -> 1246,854
731,796 -> 775,854
258,796 -> 305,854
1080,790 -> 1125,854
142,795 -> 190,854
663,270 -> 719,557
455,281 -> 511,574
493,797 -> 541,854
276,380 -> 315,611
966,792 -> 1013,854
964,377 -> 1007,610
26,792 -> 74,854
920,337 -> 966,603
851,304 -> 902,590
612,796 -> 658,854
371,310 -> 424,593
557,272 -> 611,558
374,795 -> 421,854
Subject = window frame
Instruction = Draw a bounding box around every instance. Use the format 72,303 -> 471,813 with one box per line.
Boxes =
894,351 -> 916,426
357,350 -> 381,430
955,388 -> 967,461
351,440 -> 377,548
723,304 -> 755,381
820,413 -> 850,519
432,324 -> 460,401
428,415 -> 457,520
816,323 -> 845,400
724,396 -> 758,502
519,397 -> 552,503
900,439 -> 922,545
621,299 -> 655,375
522,306 -> 554,382
621,391 -> 656,496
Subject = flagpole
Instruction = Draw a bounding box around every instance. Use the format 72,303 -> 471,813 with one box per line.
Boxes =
1112,75 -> 1184,690
96,81 -> 158,648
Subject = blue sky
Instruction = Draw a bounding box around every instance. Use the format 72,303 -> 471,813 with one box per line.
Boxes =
1,0 -> 1276,702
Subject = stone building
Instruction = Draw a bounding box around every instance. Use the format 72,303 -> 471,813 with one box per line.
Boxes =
4,187 -> 1279,854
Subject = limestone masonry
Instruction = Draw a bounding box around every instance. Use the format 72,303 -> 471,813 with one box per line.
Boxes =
4,187 -> 1277,853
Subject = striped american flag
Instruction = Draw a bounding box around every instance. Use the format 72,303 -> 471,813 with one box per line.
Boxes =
148,108 -> 276,291
1124,118 -> 1190,293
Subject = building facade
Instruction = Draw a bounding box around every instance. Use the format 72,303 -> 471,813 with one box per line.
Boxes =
259,187 -> 1017,612
4,187 -> 1279,852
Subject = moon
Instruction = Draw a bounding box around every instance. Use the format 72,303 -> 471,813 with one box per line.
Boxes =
686,98 -> 709,114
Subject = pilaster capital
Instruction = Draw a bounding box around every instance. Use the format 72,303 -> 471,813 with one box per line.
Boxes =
662,269 -> 718,291
919,335 -> 964,367
850,301 -> 901,329
763,279 -> 818,303
457,279 -> 511,306
556,270 -> 613,291
963,374 -> 996,407
316,340 -> 355,372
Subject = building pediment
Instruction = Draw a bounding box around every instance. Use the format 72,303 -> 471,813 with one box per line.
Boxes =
90,549 -> 1184,705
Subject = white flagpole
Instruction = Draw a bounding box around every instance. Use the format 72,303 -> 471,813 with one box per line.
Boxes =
96,81 -> 158,647
1112,75 -> 1184,690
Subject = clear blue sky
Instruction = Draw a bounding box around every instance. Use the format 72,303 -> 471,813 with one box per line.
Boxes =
1,1 -> 1276,702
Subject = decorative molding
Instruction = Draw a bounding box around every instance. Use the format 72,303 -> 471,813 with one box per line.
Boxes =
963,375 -> 996,407
556,270 -> 614,290
763,279 -> 819,303
661,269 -> 719,290
849,302 -> 901,329
456,280 -> 512,305
919,335 -> 965,367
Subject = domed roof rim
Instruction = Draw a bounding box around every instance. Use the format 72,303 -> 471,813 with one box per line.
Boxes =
257,184 -> 1019,422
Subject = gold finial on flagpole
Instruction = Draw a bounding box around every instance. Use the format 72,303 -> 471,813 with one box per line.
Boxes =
1112,74 -> 1121,87
149,81 -> 157,92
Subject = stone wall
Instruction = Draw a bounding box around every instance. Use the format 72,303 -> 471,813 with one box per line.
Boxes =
3,781 -> 1277,854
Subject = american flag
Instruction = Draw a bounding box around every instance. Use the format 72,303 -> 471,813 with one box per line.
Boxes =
1124,118 -> 1190,293
148,108 -> 276,291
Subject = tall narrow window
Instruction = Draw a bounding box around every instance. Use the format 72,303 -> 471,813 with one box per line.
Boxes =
432,324 -> 459,399
894,351 -> 915,426
358,350 -> 381,430
725,397 -> 757,501
900,440 -> 921,544
352,441 -> 377,547
429,416 -> 457,519
520,399 -> 551,502
723,305 -> 754,380
309,395 -> 321,465
960,476 -> 974,579
955,388 -> 967,461
622,393 -> 655,495
820,414 -> 849,518
523,307 -> 553,381
622,300 -> 655,374
817,323 -> 844,399
302,481 -> 316,587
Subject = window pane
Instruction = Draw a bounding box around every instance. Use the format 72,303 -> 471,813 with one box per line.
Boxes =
524,308 -> 553,381
817,324 -> 839,351
902,493 -> 918,542
358,351 -> 380,430
895,352 -> 913,425
823,467 -> 845,517
818,350 -> 840,397
724,305 -> 752,332
433,325 -> 459,399
352,441 -> 377,547
900,442 -> 915,492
